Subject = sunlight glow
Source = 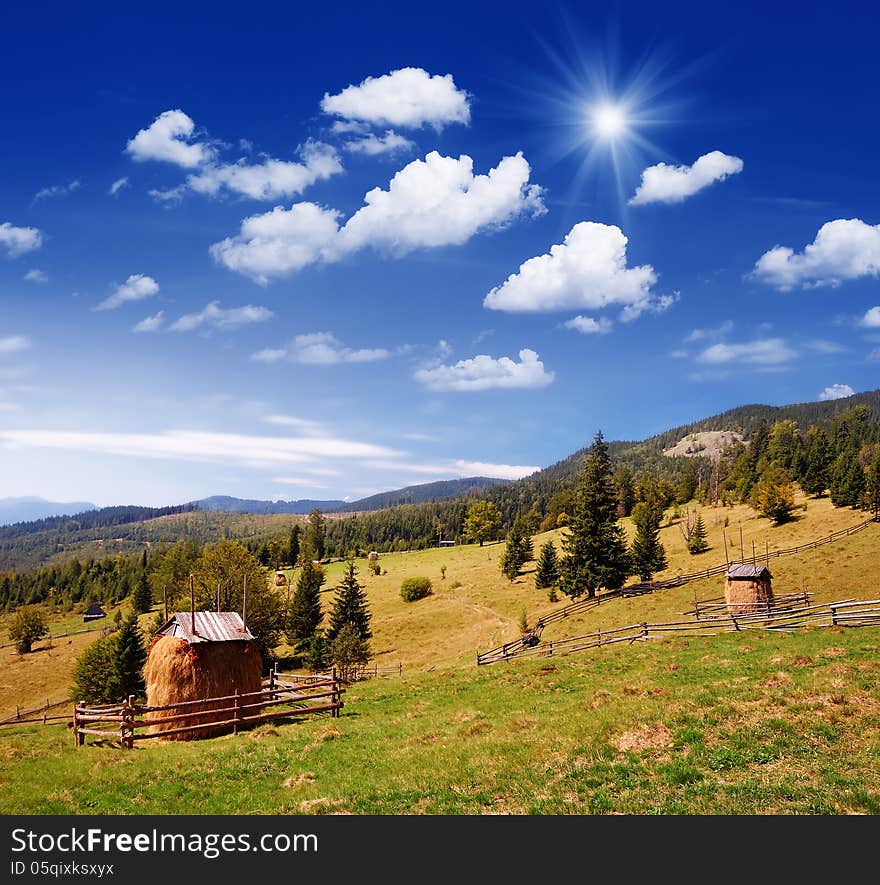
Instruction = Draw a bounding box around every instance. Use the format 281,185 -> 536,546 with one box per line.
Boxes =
592,103 -> 627,138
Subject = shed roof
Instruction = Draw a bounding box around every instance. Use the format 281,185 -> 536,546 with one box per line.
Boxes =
155,611 -> 254,644
726,564 -> 772,580
83,603 -> 106,618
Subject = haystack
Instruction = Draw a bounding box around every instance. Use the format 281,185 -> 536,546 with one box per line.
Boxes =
144,612 -> 261,740
724,564 -> 773,615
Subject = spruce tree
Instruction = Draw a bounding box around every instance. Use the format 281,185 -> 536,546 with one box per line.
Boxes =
534,541 -> 560,590
864,447 -> 880,517
113,613 -> 146,699
303,630 -> 329,673
131,570 -> 153,615
830,448 -> 865,507
687,513 -> 709,554
306,508 -> 326,561
326,561 -> 372,642
285,561 -> 324,648
288,524 -> 302,567
801,426 -> 830,497
500,515 -> 531,581
630,502 -> 667,580
559,432 -> 631,599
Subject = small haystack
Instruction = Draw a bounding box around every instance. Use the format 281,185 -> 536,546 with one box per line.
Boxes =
725,564 -> 773,614
275,570 -> 287,586
144,611 -> 261,740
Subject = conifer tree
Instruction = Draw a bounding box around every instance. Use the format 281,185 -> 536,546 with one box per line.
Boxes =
687,513 -> 709,554
630,502 -> 667,580
559,432 -> 631,599
287,524 -> 302,567
801,426 -> 831,497
326,561 -> 372,642
864,447 -> 880,517
534,541 -> 560,590
113,613 -> 146,699
131,570 -> 153,615
285,560 -> 324,648
830,448 -> 865,507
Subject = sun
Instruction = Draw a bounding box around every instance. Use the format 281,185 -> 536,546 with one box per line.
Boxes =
592,102 -> 628,139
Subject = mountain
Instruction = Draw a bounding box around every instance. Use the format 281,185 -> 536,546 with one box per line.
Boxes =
196,496 -> 346,514
195,477 -> 509,515
0,497 -> 97,526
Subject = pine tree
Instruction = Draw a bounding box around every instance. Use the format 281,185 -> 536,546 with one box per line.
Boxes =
687,513 -> 709,554
559,432 -> 631,599
629,502 -> 667,580
500,515 -> 532,581
306,508 -> 326,561
534,541 -> 560,590
113,613 -> 146,699
287,524 -> 302,567
801,426 -> 831,497
285,561 -> 324,648
303,630 -> 329,673
131,570 -> 153,615
830,448 -> 865,507
864,446 -> 880,517
326,561 -> 372,642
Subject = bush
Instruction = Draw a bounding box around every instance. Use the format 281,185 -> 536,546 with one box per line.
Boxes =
368,560 -> 381,576
400,577 -> 433,602
449,580 -> 462,589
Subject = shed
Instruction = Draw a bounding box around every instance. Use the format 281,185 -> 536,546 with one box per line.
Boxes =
83,603 -> 106,623
144,611 -> 261,740
724,564 -> 773,614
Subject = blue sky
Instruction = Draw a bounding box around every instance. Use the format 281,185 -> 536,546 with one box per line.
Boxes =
1,0 -> 879,507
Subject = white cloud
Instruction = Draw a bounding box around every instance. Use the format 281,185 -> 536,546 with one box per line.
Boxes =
251,348 -> 289,363
125,109 -> 214,168
186,140 -> 342,201
0,222 -> 43,257
805,339 -> 846,354
367,458 -> 539,480
34,179 -> 81,202
414,348 -> 554,392
819,384 -> 855,401
272,476 -> 327,489
753,219 -> 880,290
867,348 -> 880,363
483,222 -> 658,318
0,429 -> 400,467
862,306 -> 880,328
696,338 -> 797,366
629,151 -> 743,205
453,460 -> 539,480
168,301 -> 272,333
132,311 -> 165,333
436,339 -> 453,357
321,67 -> 470,129
262,415 -> 325,435
211,151 -> 544,282
109,177 -> 129,196
96,274 -> 159,311
24,269 -> 47,284
255,332 -> 390,365
685,320 -> 734,343
0,336 -> 30,355
564,315 -> 612,334
344,130 -> 415,156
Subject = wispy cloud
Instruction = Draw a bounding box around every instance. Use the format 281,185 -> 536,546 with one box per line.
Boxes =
0,222 -> 43,257
272,476 -> 327,489
563,316 -> 612,335
34,179 -> 81,202
252,333 -> 390,365
109,177 -> 129,196
0,336 -> 31,355
24,269 -> 48,284
696,338 -> 797,366
262,415 -> 325,436
367,458 -> 538,480
168,301 -> 272,333
132,311 -> 165,333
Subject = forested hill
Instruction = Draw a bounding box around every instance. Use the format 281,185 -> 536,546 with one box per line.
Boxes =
195,477 -> 508,515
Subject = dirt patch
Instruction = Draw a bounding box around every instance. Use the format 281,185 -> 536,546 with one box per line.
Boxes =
298,797 -> 345,814
538,664 -> 557,675
792,656 -> 813,667
460,720 -> 490,737
283,772 -> 316,788
763,672 -> 791,688
590,690 -> 612,709
821,647 -> 848,659
616,723 -> 673,753
302,726 -> 343,754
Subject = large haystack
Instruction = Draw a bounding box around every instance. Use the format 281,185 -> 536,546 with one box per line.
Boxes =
724,564 -> 773,615
144,612 -> 262,740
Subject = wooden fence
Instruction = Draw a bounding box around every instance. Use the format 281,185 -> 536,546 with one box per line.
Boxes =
73,669 -> 344,748
685,590 -> 811,620
476,598 -> 880,666
0,697 -> 73,727
477,516 -> 879,665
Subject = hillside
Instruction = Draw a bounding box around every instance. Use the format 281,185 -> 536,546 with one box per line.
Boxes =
1,493 -> 879,814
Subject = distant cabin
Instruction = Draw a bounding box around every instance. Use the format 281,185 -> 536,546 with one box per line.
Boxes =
438,540 -> 455,547
275,570 -> 286,586
83,603 -> 106,623
725,564 -> 773,613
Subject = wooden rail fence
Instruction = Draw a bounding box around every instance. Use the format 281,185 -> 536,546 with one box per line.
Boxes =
476,598 -> 880,666
73,669 -> 344,748
0,697 -> 73,727
477,516 -> 879,665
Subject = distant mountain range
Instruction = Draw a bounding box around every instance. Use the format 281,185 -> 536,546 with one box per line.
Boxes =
195,476 -> 509,515
0,496 -> 97,526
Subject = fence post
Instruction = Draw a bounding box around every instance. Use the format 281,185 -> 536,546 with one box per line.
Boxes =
233,688 -> 240,735
268,665 -> 276,702
73,703 -> 80,748
120,695 -> 135,749
830,605 -> 837,626
332,667 -> 339,718
642,622 -> 648,639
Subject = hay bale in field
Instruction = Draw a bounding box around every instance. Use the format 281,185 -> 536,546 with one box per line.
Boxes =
144,612 -> 262,741
724,564 -> 773,615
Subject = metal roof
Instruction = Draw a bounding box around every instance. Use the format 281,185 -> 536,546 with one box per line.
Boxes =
156,611 -> 254,644
726,564 -> 772,579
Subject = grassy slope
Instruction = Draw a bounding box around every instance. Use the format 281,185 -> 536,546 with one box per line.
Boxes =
1,495 -> 878,814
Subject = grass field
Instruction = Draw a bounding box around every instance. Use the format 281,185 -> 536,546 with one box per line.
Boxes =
1,494 -> 878,814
